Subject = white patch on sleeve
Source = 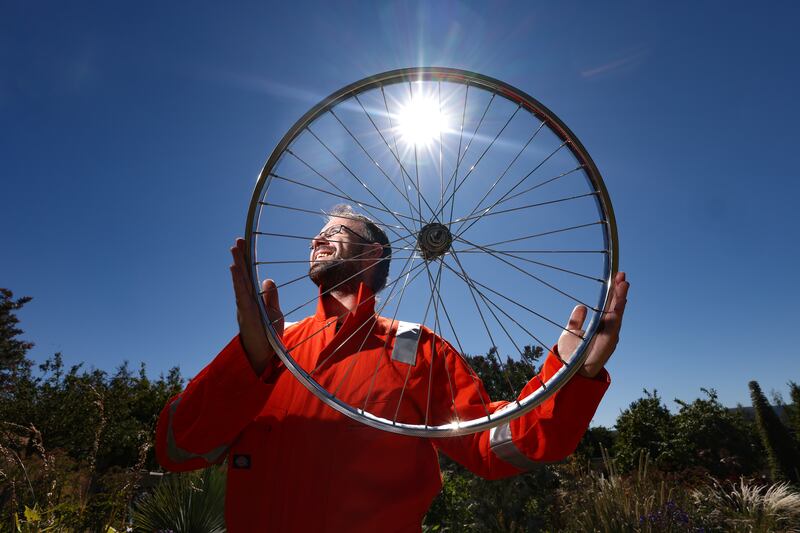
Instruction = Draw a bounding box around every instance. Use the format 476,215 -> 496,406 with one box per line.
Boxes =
391,321 -> 421,366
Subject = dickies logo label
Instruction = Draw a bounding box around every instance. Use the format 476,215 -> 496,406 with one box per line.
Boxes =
233,454 -> 251,469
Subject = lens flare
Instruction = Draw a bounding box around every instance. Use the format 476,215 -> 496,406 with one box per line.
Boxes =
397,96 -> 447,146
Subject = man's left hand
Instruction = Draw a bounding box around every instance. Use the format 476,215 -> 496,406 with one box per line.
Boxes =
557,271 -> 629,379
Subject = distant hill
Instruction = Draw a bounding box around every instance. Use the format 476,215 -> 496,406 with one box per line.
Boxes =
729,404 -> 787,421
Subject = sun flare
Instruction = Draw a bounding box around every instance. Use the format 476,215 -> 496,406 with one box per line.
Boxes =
396,96 -> 448,147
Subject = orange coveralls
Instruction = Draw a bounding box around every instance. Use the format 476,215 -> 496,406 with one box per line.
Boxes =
156,283 -> 609,532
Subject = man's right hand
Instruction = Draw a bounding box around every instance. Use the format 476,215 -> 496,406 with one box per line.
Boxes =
230,238 -> 284,376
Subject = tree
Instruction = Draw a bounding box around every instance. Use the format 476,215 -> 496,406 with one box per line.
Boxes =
785,381 -> 800,446
0,287 -> 186,530
0,288 -> 38,451
0,288 -> 33,397
573,425 -> 616,465
749,380 -> 800,483
672,388 -> 761,477
613,389 -> 676,472
464,345 -> 543,402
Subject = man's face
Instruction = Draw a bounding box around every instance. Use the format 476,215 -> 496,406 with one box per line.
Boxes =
309,217 -> 376,292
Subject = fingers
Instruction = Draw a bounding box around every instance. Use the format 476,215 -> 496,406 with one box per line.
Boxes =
230,238 -> 257,308
567,304 -> 588,332
597,271 -> 629,334
604,271 -> 629,325
612,271 -> 629,316
261,278 -> 282,313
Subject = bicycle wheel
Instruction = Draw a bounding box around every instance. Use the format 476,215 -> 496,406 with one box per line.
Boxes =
245,67 -> 618,437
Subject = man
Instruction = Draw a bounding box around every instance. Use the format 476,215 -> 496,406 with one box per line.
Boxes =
156,204 -> 629,532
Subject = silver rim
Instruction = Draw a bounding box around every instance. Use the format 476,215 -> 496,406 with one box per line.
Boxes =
245,67 -> 618,437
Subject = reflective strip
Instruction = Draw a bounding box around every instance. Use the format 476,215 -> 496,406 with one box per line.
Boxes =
166,397 -> 229,464
391,321 -> 421,366
489,422 -> 538,471
284,321 -> 298,328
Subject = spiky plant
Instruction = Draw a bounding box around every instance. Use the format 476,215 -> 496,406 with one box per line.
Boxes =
558,448 -> 695,532
131,466 -> 226,533
692,477 -> 800,532
749,380 -> 800,483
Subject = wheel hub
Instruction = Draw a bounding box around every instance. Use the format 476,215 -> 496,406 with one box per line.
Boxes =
417,222 -> 452,261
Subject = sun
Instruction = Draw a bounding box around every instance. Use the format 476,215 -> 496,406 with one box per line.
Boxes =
396,95 -> 448,147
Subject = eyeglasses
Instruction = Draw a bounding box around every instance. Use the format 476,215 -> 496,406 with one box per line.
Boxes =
309,224 -> 373,248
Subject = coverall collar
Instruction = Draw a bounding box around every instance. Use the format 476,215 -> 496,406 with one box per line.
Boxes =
314,281 -> 376,325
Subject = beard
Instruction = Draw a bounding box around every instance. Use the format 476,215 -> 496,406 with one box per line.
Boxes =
309,258 -> 363,292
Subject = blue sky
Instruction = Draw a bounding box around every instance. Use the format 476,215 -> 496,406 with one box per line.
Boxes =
2,1 -> 799,428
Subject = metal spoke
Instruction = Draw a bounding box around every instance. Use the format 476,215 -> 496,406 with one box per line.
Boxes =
258,201 -> 414,250
329,108 -> 434,224
283,259 -> 428,353
440,260 -> 585,341
305,126 -> 418,237
353,93 -> 419,231
442,83 -> 469,224
427,271 -> 492,419
438,81 -> 444,216
451,242 -> 604,283
318,252 -> 418,385
376,85 -> 422,228
454,141 -> 569,236
259,231 -> 416,291
283,148 -> 418,245
452,191 -> 599,227
454,234 -> 598,310
474,165 -> 584,214
336,257 -> 419,389
260,202 -> 406,231
270,172 -> 423,224
447,251 -> 521,401
440,257 -> 565,366
439,104 -> 522,223
256,257 -> 414,265
409,81 -> 425,225
454,248 -> 607,255
455,120 -> 546,232
361,244 -> 421,413
457,221 -> 605,251
423,259 -> 459,426
254,230 -> 414,252
278,250 -> 413,325
393,268 -> 438,425
440,91 -> 495,222
450,254 -> 540,378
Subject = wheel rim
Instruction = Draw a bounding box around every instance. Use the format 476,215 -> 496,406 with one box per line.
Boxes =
245,67 -> 618,437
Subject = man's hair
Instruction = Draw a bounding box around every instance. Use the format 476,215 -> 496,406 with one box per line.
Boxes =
327,204 -> 391,292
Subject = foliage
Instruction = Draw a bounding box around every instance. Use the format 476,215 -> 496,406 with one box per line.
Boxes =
464,345 -> 542,402
785,381 -> 800,446
613,389 -> 677,472
557,449 -> 698,532
672,388 -> 762,478
574,425 -> 616,465
691,477 -> 800,532
749,380 -> 800,483
131,466 -> 226,533
0,289 -> 34,392
0,288 -> 184,531
424,454 -> 559,532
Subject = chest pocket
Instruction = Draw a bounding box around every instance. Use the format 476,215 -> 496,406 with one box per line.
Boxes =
225,405 -> 287,522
